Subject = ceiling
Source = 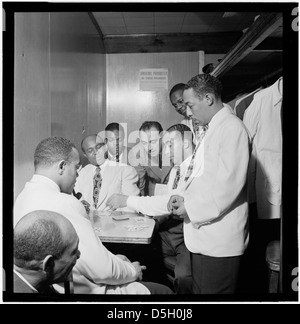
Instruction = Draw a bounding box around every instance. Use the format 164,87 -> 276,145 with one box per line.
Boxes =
90,11 -> 283,101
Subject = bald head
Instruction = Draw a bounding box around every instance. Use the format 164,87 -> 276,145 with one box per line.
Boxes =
14,210 -> 78,269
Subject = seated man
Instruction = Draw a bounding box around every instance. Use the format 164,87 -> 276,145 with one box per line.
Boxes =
14,210 -> 80,294
14,136 -> 173,295
128,121 -> 172,196
75,133 -> 140,211
107,124 -> 194,294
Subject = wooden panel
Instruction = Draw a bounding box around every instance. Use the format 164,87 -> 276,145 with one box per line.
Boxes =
106,52 -> 199,141
50,13 -> 106,163
14,13 -> 51,201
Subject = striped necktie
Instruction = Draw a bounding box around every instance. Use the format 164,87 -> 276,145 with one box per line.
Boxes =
93,167 -> 102,208
172,166 -> 181,190
184,124 -> 209,183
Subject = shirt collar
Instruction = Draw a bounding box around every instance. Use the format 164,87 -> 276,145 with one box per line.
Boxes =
207,104 -> 231,131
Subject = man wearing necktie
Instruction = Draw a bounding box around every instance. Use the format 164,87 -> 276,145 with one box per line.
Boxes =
106,124 -> 195,294
168,74 -> 250,294
75,134 -> 139,212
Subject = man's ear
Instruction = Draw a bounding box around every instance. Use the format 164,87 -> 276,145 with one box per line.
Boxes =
58,160 -> 66,175
42,255 -> 55,274
205,93 -> 214,106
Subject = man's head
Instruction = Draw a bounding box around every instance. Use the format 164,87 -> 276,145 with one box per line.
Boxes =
163,124 -> 194,166
14,210 -> 80,288
81,134 -> 105,166
34,137 -> 81,194
105,123 -> 125,160
169,83 -> 187,117
183,74 -> 223,126
139,121 -> 163,158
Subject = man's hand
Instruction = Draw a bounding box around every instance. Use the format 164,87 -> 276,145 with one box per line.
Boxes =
106,193 -> 129,211
131,261 -> 147,281
167,195 -> 187,218
81,200 -> 91,214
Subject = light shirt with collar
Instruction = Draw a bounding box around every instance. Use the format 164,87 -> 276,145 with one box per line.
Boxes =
14,174 -> 149,294
75,159 -> 139,211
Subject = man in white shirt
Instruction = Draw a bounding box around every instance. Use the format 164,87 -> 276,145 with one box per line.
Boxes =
14,210 -> 80,294
14,136 -> 173,295
75,134 -> 140,212
107,124 -> 195,294
168,74 -> 250,294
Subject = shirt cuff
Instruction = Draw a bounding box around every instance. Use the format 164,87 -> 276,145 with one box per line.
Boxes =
127,196 -> 140,212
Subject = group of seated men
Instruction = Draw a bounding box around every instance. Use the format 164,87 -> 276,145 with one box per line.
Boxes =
14,74 -> 250,296
13,82 -> 197,295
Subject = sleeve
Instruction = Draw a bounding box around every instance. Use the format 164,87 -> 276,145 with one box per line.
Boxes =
121,166 -> 140,196
185,122 -> 250,225
127,194 -> 170,216
64,197 -> 139,286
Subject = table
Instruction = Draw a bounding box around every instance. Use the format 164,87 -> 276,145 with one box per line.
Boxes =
91,211 -> 156,244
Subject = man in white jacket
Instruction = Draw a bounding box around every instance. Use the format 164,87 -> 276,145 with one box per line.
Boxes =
168,74 -> 250,294
14,136 -> 173,295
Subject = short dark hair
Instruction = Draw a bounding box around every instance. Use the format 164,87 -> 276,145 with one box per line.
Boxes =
80,134 -> 97,153
34,137 -> 76,169
169,83 -> 186,97
185,74 -> 223,100
105,122 -> 125,135
139,121 -> 163,133
14,216 -> 66,270
166,124 -> 193,143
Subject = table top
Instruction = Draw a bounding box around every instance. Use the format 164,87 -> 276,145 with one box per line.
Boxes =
91,211 -> 156,244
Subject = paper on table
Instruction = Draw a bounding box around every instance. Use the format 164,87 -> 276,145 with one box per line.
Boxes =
154,184 -> 169,196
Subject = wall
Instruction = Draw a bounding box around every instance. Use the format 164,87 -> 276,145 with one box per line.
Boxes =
106,52 -> 200,144
14,13 -> 51,201
50,13 -> 106,163
14,13 -> 106,200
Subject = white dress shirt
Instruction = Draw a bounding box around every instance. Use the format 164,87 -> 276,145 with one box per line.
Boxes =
75,159 -> 140,211
243,77 -> 282,219
14,175 -> 150,294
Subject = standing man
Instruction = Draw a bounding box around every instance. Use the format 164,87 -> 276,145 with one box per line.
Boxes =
169,83 -> 200,143
14,210 -> 80,294
168,74 -> 250,294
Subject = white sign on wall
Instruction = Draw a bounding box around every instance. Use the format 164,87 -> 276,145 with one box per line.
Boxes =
139,68 -> 168,91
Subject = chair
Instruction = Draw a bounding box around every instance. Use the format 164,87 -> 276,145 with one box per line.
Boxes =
64,273 -> 74,294
265,240 -> 281,293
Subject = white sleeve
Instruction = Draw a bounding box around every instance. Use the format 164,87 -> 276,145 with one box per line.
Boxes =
127,195 -> 170,216
63,198 -> 138,286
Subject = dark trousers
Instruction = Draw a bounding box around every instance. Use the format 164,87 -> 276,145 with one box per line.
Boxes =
191,253 -> 241,294
158,219 -> 193,294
